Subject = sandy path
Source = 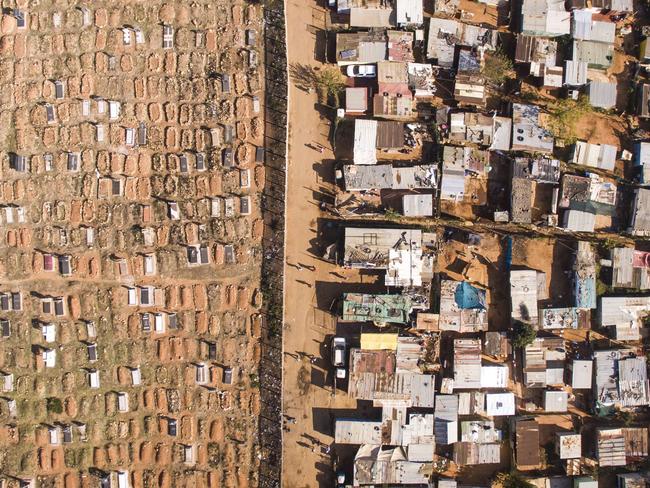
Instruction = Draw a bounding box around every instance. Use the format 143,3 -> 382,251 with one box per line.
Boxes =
282,1 -> 358,486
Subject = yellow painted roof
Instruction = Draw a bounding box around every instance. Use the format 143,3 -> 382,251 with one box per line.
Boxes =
360,333 -> 398,350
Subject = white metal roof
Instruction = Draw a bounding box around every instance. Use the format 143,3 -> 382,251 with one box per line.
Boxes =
480,365 -> 509,388
335,420 -> 382,444
572,140 -> 617,171
402,194 -> 433,216
589,81 -> 617,109
350,7 -> 394,28
396,0 -> 423,25
353,119 -> 378,165
563,209 -> 596,232
572,360 -> 593,389
544,390 -> 568,412
564,60 -> 588,85
510,269 -> 539,322
485,392 -> 515,416
557,432 -> 582,459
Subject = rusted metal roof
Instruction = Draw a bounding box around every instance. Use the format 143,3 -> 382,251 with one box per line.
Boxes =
516,418 -> 541,468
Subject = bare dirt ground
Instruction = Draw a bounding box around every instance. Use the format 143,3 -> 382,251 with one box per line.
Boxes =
282,1 -> 363,487
0,1 -> 263,486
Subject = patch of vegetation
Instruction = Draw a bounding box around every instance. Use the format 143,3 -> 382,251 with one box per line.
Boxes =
249,373 -> 260,388
296,364 -> 311,396
207,442 -> 222,468
64,449 -> 77,468
614,408 -> 634,426
482,48 -> 514,86
289,63 -> 346,107
596,280 -> 609,296
494,471 -> 535,488
46,397 -> 63,414
511,320 -> 536,348
545,96 -> 593,144
384,208 -> 401,221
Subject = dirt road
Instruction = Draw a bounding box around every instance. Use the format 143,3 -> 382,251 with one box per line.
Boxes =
282,1 -> 360,486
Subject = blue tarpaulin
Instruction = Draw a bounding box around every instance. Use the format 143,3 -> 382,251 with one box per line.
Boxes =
454,281 -> 486,310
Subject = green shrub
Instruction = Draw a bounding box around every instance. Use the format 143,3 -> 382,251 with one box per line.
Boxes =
46,397 -> 63,414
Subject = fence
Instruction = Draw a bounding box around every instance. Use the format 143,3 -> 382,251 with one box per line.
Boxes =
257,2 -> 288,488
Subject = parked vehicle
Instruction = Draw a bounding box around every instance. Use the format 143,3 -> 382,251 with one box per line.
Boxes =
346,64 -> 376,78
331,337 -> 347,379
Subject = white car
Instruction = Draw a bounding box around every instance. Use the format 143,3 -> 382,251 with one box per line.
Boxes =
346,64 -> 376,78
331,337 -> 347,379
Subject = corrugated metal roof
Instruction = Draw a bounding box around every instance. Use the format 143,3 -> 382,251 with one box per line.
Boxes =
572,140 -> 617,170
510,269 -> 539,322
598,429 -> 626,466
480,365 -> 509,388
359,41 -> 389,64
557,432 -> 582,459
402,194 -> 433,216
572,360 -> 593,389
564,60 -> 588,85
619,357 -> 650,407
485,392 -> 515,416
512,103 -> 554,153
348,370 -> 435,407
346,87 -> 368,113
343,164 -> 392,191
335,420 -> 382,444
571,10 -> 592,40
572,11 -> 615,43
599,295 -> 650,326
594,350 -> 623,405
563,209 -> 596,232
350,7 -> 395,28
573,40 -> 614,68
354,119 -> 378,165
426,17 -> 460,67
461,420 -> 501,443
544,390 -> 568,412
589,81 -> 617,109
406,443 -> 434,461
634,142 -> 650,184
354,445 -> 431,485
396,336 -> 425,373
376,120 -> 404,148
396,0 -> 423,25
484,331 -> 509,357
453,442 -> 501,465
458,391 -> 485,416
623,427 -> 649,458
630,188 -> 650,235
516,419 -> 541,467
453,339 -> 481,389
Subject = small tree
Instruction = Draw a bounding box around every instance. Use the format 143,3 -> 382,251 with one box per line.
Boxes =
313,66 -> 346,107
482,48 -> 514,86
511,320 -> 536,348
